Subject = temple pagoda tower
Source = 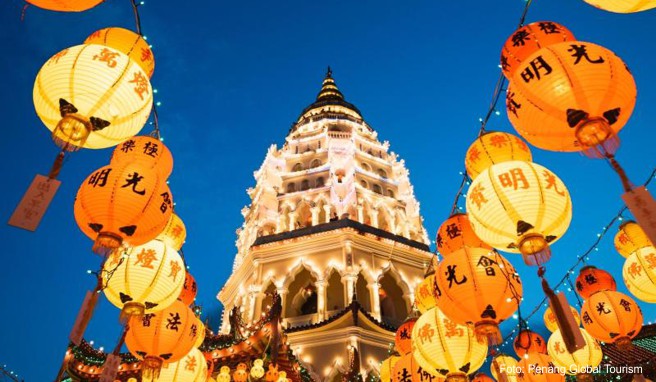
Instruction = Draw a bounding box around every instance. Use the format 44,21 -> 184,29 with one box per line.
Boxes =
217,68 -> 433,381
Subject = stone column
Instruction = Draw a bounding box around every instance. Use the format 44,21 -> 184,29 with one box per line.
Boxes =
315,280 -> 327,320
277,287 -> 289,318
276,214 -> 286,233
323,204 -> 331,223
311,207 -> 320,226
371,209 -> 379,228
357,205 -> 364,224
288,212 -> 296,232
342,273 -> 358,304
368,282 -> 381,320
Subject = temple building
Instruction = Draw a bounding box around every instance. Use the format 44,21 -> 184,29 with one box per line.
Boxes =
216,68 -> 434,381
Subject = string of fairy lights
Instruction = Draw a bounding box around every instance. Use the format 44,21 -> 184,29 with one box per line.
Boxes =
0,364 -> 22,382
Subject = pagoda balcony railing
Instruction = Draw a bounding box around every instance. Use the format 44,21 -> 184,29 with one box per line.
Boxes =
327,131 -> 352,139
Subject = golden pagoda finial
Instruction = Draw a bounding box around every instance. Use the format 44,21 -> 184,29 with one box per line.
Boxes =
317,67 -> 343,101
326,66 -> 332,78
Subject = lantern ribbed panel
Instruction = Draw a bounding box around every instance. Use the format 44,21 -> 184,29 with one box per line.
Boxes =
615,221 -> 653,258
437,214 -> 491,256
466,161 -> 572,253
582,0 -> 656,13
157,213 -> 187,250
380,355 -> 401,382
179,272 -> 198,305
507,42 -> 636,152
415,274 -> 439,314
491,354 -> 520,382
501,22 -> 575,80
33,44 -> 153,149
142,348 -> 207,382
623,246 -> 656,303
465,132 -> 532,180
581,290 -> 643,344
26,0 -> 104,11
85,27 -> 155,77
102,240 -> 184,313
396,319 -> 417,355
543,305 -> 580,332
126,300 -> 200,364
392,353 -> 441,382
411,307 -> 487,378
547,329 -> 602,375
516,353 -> 564,382
435,248 -> 522,327
74,162 -> 172,247
513,330 -> 547,358
111,136 -> 174,179
193,320 -> 206,348
575,266 -> 617,299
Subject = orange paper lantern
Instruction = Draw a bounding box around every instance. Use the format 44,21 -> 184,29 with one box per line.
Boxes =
126,300 -> 201,378
26,0 -> 104,11
436,214 -> 491,257
111,136 -> 173,179
506,41 -> 636,155
615,221 -> 653,258
513,330 -> 547,359
575,266 -> 617,300
435,247 -> 522,345
179,272 -> 198,306
501,21 -> 575,79
74,162 -> 173,254
85,27 -> 155,77
395,318 -> 417,355
581,290 -> 643,349
516,353 -> 565,382
465,132 -> 532,180
472,374 -> 494,382
233,363 -> 249,382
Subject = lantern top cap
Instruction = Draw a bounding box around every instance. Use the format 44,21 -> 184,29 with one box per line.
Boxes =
618,220 -> 637,228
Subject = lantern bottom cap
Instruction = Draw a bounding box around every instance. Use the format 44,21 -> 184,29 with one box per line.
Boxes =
575,118 -> 620,159
614,336 -> 634,351
52,114 -> 91,151
445,372 -> 468,382
475,320 -> 500,346
142,356 -> 164,380
518,234 -> 551,266
120,302 -> 145,322
93,232 -> 123,256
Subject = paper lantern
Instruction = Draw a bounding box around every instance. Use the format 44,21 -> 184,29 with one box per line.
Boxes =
142,348 -> 207,382
513,330 -> 547,359
436,214 -> 491,256
544,305 -> 580,332
251,359 -> 265,379
472,374 -> 494,382
111,136 -> 173,179
234,363 -> 249,382
435,247 -> 522,344
74,162 -> 172,254
396,318 -> 417,355
466,161 -> 572,266
33,44 -> 153,150
25,0 -> 104,11
179,272 -> 198,306
491,354 -> 520,382
506,42 -> 636,155
85,27 -> 155,77
615,221 -> 653,258
126,300 -> 201,378
581,290 -> 643,349
415,273 -> 439,314
392,353 -> 441,382
581,0 -> 656,13
516,353 -> 565,382
411,307 -> 488,382
575,266 -> 617,299
193,319 -> 206,349
547,328 -> 602,381
218,366 -> 232,382
623,246 -> 656,302
500,21 -> 575,79
265,364 -> 279,382
157,213 -> 187,250
465,132 -> 532,180
102,240 -> 185,318
380,354 -> 401,382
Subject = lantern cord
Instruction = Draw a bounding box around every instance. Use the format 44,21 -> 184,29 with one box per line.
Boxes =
0,364 -> 21,382
129,0 -> 143,35
502,166 -> 656,343
449,171 -> 470,215
566,275 -> 583,309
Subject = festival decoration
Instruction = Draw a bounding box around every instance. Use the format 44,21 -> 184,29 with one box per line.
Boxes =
472,374 -> 494,382
415,270 -> 439,314
33,44 -> 153,150
392,353 -> 440,382
85,27 -> 155,77
491,354 -> 520,382
543,306 -> 581,332
380,354 -> 401,382
233,363 -> 249,382
111,136 -> 174,179
25,0 -> 104,12
179,272 -> 198,306
516,353 -> 565,382
580,290 -> 643,350
436,213 -> 491,256
615,221 -> 653,258
575,266 -> 617,299
581,0 -> 656,13
142,348 -> 208,382
157,213 -> 187,251
547,328 -> 602,382
465,131 -> 532,180
218,366 -> 232,382
623,246 -> 656,302
250,359 -> 265,379
395,318 -> 417,355
513,330 -> 547,359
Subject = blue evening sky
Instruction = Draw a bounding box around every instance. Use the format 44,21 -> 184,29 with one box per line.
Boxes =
1,0 -> 655,380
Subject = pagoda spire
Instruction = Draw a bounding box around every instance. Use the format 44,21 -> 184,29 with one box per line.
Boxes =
316,66 -> 345,101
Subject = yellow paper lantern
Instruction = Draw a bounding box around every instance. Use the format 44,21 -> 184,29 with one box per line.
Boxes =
157,213 -> 187,251
33,44 -> 153,150
615,221 -> 653,258
466,161 -> 572,266
544,305 -> 580,332
513,330 -> 547,359
436,214 -> 492,257
193,319 -> 206,349
85,27 -> 155,77
111,136 -> 174,179
547,328 -> 602,381
380,354 -> 401,382
581,290 -> 643,349
517,353 -> 565,382
415,273 -> 439,314
392,353 -> 441,382
26,0 -> 104,11
435,248 -> 522,345
623,246 -> 656,303
506,42 -> 636,155
74,162 -> 173,254
491,354 -> 520,382
234,363 -> 249,382
102,240 -> 185,318
465,132 -> 532,180
581,0 -> 656,13
142,348 -> 207,382
411,307 -> 487,381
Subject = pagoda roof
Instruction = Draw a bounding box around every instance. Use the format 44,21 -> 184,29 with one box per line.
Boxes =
598,324 -> 656,380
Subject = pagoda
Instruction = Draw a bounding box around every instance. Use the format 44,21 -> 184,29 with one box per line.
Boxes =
217,68 -> 434,381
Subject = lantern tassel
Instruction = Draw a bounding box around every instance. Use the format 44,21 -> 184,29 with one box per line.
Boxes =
474,320 -> 502,346
614,336 -> 634,351
141,356 -> 164,381
540,275 -> 585,353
